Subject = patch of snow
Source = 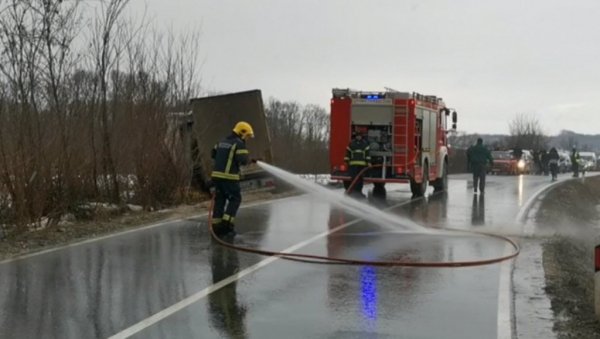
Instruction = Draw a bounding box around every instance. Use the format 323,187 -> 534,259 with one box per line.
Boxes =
127,204 -> 143,212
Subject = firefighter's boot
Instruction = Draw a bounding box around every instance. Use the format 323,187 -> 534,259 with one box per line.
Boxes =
223,220 -> 236,237
221,215 -> 236,237
211,219 -> 227,237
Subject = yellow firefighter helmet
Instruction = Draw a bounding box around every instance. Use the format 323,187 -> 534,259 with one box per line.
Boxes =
233,121 -> 254,140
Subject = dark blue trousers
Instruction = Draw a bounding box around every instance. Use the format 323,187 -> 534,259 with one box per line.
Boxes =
472,164 -> 487,193
212,179 -> 242,223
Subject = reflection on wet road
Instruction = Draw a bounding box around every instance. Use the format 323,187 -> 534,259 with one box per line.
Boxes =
0,174 -> 564,338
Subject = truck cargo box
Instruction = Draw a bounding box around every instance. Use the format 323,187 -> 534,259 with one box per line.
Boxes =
188,90 -> 274,192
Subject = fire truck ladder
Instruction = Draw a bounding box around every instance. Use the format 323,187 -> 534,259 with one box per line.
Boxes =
393,105 -> 409,174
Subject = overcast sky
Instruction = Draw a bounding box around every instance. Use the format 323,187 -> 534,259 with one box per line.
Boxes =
135,0 -> 600,135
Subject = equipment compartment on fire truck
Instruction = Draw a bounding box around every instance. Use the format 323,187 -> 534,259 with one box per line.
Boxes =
329,88 -> 457,197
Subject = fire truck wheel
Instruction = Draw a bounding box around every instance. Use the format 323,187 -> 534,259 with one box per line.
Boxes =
433,161 -> 448,192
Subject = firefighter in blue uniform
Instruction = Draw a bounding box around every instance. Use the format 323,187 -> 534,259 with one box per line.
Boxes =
211,121 -> 253,237
344,131 -> 371,197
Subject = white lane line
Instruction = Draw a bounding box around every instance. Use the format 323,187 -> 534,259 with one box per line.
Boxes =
0,198 -> 294,265
108,198 -> 417,339
515,173 -> 597,227
497,176 -> 575,338
108,220 -> 361,339
497,243 -> 514,339
515,180 -> 561,226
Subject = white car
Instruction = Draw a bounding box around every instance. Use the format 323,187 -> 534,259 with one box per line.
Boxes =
558,152 -> 572,173
579,152 -> 597,171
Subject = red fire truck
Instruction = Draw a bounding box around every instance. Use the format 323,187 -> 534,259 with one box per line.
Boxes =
329,88 -> 457,197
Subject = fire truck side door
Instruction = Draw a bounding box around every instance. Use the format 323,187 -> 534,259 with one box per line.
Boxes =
428,110 -> 437,166
415,119 -> 422,166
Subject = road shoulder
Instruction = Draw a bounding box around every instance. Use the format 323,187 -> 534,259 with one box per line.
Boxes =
0,190 -> 297,262
514,175 -> 600,338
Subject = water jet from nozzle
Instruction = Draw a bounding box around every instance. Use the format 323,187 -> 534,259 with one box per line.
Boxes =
257,161 -> 431,233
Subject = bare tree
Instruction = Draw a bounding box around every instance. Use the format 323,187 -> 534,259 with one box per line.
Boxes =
37,0 -> 81,223
507,113 -> 547,150
90,0 -> 129,203
0,0 -> 46,229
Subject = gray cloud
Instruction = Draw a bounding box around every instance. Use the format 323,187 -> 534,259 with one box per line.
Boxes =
139,0 -> 600,135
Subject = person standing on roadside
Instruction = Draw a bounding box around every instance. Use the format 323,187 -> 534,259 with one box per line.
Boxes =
541,149 -> 549,176
548,147 -> 559,181
512,147 -> 523,161
571,146 -> 580,178
467,138 -> 494,195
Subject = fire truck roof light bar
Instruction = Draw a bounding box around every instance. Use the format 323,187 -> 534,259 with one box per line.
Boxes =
332,88 -> 444,105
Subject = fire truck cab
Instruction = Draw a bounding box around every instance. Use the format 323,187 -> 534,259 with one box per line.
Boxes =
329,88 -> 457,197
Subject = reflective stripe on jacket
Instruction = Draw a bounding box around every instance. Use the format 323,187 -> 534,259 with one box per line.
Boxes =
211,133 -> 249,181
345,139 -> 371,167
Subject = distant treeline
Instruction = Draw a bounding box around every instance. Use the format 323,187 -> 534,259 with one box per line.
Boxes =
265,99 -> 329,174
450,131 -> 600,153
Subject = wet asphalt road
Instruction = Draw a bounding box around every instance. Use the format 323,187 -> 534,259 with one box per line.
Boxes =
0,173 -> 569,338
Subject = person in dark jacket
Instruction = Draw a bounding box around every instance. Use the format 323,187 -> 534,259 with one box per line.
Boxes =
344,131 -> 371,197
540,149 -> 549,176
467,138 -> 494,195
211,121 -> 253,237
512,147 -> 523,160
532,150 -> 541,174
548,147 -> 559,181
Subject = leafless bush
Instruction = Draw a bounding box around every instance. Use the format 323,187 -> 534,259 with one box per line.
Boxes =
0,0 -> 201,233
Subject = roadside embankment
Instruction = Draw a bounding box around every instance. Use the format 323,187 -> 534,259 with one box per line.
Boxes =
537,175 -> 600,338
0,190 -> 296,262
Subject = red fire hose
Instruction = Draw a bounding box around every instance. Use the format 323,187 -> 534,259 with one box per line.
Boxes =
208,165 -> 520,267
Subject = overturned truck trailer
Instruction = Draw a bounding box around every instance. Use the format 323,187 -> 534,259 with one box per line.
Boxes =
188,90 -> 275,192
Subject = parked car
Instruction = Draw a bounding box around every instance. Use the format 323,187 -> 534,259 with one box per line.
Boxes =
491,150 -> 530,175
558,151 -> 572,173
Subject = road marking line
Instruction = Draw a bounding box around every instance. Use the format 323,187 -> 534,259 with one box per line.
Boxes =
0,198 -> 293,265
515,180 -> 562,226
108,197 -> 418,339
498,176 -> 580,338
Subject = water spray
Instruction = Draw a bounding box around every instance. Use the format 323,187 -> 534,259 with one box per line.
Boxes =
207,162 -> 519,267
256,161 -> 430,234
